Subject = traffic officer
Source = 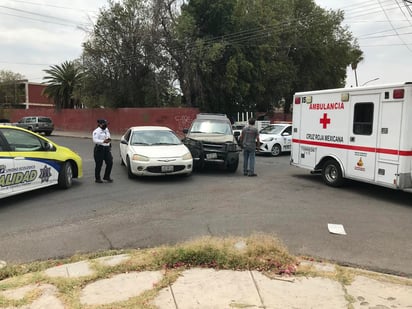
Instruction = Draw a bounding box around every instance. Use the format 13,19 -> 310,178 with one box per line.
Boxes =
92,119 -> 113,183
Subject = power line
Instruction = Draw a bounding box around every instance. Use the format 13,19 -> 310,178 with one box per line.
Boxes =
7,0 -> 98,13
0,11 -> 81,27
3,0 -> 412,70
0,4 -> 81,24
377,0 -> 412,53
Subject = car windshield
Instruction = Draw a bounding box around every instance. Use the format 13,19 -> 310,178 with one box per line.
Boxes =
232,124 -> 245,130
39,117 -> 52,123
131,130 -> 182,146
190,120 -> 232,134
260,125 -> 286,135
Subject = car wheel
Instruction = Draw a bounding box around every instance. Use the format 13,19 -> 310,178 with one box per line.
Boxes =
227,157 -> 239,172
321,159 -> 344,187
126,156 -> 135,178
270,144 -> 281,157
58,162 -> 73,189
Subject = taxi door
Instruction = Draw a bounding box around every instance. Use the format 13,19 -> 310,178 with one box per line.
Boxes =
282,125 -> 292,152
0,146 -> 14,198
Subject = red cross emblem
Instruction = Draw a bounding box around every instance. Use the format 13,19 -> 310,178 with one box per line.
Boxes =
320,113 -> 331,129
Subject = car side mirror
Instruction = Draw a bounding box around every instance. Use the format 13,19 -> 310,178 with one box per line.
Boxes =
120,138 -> 128,145
183,128 -> 188,134
44,142 -> 54,151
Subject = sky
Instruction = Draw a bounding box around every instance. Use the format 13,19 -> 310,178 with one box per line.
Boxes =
0,0 -> 412,88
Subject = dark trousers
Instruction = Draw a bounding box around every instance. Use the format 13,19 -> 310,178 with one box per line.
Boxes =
94,145 -> 113,180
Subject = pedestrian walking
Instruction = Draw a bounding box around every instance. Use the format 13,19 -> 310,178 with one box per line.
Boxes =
93,119 -> 113,183
239,118 -> 260,177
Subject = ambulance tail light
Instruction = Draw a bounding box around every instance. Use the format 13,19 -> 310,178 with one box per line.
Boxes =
295,97 -> 301,104
393,89 -> 404,99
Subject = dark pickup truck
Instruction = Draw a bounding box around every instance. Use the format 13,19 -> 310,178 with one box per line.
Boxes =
182,113 -> 240,172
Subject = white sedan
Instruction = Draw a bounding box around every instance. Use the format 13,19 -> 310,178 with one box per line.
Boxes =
119,126 -> 193,177
258,123 -> 292,156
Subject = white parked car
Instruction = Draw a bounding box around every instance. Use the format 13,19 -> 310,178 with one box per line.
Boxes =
119,126 -> 193,177
258,123 -> 292,156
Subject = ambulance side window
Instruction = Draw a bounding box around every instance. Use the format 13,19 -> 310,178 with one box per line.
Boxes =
353,103 -> 374,135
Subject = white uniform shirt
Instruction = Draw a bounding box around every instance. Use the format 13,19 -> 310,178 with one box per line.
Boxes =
92,127 -> 111,146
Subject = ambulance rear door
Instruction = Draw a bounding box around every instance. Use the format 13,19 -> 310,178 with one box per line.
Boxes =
346,94 -> 380,181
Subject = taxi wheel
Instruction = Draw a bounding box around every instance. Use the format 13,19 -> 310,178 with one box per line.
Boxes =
271,144 -> 281,157
58,162 -> 73,189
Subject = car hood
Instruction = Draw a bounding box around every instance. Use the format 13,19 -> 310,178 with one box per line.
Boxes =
259,133 -> 281,139
129,144 -> 190,158
187,133 -> 235,143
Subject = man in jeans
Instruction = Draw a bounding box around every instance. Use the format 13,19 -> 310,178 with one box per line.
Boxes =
239,118 -> 260,177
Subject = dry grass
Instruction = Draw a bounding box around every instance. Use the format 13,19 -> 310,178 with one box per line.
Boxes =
151,233 -> 297,273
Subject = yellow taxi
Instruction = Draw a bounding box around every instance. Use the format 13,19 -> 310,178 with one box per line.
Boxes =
0,125 -> 82,199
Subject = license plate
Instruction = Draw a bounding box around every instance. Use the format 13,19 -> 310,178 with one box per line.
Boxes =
161,165 -> 174,172
206,153 -> 217,159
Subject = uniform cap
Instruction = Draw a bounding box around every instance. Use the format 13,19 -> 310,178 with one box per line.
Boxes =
97,119 -> 107,125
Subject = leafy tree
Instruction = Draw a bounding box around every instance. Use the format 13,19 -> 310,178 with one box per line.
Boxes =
82,0 -> 179,108
0,70 -> 26,106
289,0 -> 359,90
166,0 -> 362,114
79,0 -> 362,114
43,61 -> 84,110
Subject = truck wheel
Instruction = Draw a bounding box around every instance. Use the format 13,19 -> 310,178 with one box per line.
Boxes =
227,158 -> 239,172
271,144 -> 281,157
322,160 -> 344,187
58,162 -> 73,189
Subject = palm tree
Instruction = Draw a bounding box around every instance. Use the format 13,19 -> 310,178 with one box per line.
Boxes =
43,61 -> 84,110
350,49 -> 364,87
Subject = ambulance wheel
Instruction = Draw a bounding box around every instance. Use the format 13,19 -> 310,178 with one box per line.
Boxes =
58,162 -> 73,189
271,144 -> 281,157
322,160 -> 344,187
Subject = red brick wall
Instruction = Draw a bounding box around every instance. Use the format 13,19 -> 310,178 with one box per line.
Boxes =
9,107 -> 200,135
27,84 -> 53,105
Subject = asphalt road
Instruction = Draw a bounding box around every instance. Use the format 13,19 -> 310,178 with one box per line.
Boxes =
1,136 -> 411,277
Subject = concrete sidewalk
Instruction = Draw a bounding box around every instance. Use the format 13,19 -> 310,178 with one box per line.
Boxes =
1,254 -> 411,309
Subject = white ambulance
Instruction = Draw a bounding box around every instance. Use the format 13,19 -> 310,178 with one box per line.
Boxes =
291,82 -> 412,191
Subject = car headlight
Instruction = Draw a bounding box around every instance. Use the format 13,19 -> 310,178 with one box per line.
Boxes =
261,137 -> 274,142
182,152 -> 192,160
132,154 -> 150,161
